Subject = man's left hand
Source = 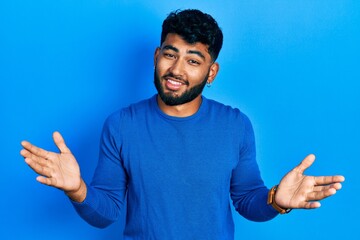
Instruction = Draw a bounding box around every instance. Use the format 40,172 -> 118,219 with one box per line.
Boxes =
275,154 -> 345,209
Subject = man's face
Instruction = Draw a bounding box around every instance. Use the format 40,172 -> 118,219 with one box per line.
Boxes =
154,33 -> 218,106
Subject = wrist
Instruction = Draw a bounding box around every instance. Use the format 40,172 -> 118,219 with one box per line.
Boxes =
65,179 -> 87,203
267,185 -> 292,214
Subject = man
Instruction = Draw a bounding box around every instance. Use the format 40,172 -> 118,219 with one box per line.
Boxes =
20,9 -> 344,239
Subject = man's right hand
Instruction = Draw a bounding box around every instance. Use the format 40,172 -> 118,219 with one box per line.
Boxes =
20,131 -> 87,202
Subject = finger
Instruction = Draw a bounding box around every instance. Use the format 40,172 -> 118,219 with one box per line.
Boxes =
294,154 -> 316,174
53,131 -> 71,154
313,182 -> 343,192
21,141 -> 50,159
20,149 -> 47,165
20,148 -> 33,159
36,176 -> 57,187
314,175 -> 345,185
307,188 -> 337,201
25,157 -> 53,177
303,201 -> 321,209
23,151 -> 49,168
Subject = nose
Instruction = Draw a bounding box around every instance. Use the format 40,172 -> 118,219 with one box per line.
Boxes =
169,58 -> 184,77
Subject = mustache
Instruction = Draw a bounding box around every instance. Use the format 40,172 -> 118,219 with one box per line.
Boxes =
162,73 -> 189,86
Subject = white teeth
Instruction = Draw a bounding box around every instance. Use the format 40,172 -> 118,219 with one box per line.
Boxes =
168,79 -> 182,85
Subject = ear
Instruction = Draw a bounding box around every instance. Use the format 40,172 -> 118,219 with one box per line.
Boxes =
154,47 -> 160,67
207,62 -> 220,84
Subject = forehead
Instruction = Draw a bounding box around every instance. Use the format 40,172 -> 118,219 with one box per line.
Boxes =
161,33 -> 211,59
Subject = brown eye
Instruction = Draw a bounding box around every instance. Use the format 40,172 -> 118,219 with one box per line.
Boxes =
164,53 -> 175,59
189,59 -> 200,65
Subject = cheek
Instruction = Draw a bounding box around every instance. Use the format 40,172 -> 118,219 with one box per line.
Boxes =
187,68 -> 209,84
156,60 -> 170,74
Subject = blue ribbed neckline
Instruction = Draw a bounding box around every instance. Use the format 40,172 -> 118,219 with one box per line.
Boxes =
151,94 -> 207,122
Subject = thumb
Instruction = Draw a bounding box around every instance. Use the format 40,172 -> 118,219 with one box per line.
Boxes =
295,154 -> 316,174
53,131 -> 71,154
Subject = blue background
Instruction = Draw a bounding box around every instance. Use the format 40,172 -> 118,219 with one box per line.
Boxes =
1,0 -> 359,239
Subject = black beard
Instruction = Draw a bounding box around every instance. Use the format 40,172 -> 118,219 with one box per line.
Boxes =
153,69 -> 208,106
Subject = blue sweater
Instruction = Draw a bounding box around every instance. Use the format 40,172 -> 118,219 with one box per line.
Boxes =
72,95 -> 278,239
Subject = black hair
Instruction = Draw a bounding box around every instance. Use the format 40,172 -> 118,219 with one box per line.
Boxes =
161,9 -> 223,61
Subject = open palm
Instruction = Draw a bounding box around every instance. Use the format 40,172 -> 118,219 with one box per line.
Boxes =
20,131 -> 81,193
275,154 -> 344,209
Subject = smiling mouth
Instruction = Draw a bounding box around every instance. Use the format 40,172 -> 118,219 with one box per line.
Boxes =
167,79 -> 182,85
164,77 -> 188,91
165,79 -> 183,91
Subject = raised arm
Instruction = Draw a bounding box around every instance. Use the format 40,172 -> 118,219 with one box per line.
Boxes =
274,154 -> 345,210
20,131 -> 87,202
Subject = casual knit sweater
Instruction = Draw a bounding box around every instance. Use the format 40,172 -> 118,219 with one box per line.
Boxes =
71,95 -> 278,239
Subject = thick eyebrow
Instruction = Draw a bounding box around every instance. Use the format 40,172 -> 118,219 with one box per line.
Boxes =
163,45 -> 206,60
187,50 -> 205,60
163,45 -> 179,52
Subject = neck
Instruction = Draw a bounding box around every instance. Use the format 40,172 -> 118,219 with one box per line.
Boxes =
157,95 -> 203,117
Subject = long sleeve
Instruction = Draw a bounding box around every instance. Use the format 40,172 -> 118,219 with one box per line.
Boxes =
71,111 -> 128,228
230,114 -> 278,222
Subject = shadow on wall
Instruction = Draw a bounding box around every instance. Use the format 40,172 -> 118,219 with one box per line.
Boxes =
54,9 -> 160,240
